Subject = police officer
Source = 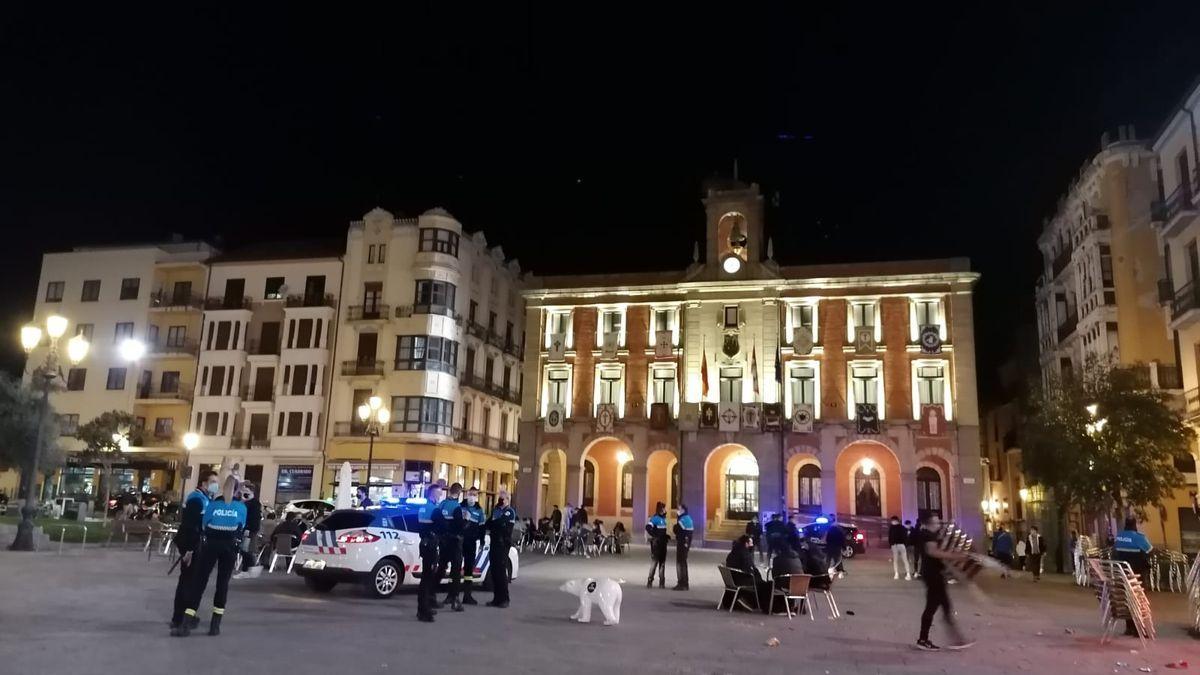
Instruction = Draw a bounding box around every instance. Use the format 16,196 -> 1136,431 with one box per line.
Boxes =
1113,517 -> 1153,636
179,475 -> 247,637
485,488 -> 517,608
764,512 -> 786,561
416,483 -> 444,623
169,471 -> 218,636
437,482 -> 467,611
645,501 -> 669,588
672,503 -> 694,591
459,487 -> 485,605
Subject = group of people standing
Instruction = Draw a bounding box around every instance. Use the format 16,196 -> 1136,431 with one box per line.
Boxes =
989,525 -> 1046,580
415,482 -> 518,623
644,501 -> 693,589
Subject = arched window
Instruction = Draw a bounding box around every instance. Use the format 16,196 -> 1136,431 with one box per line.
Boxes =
620,462 -> 633,508
854,465 -> 882,517
724,451 -> 759,520
916,467 -> 942,519
582,460 -> 595,508
797,464 -> 821,511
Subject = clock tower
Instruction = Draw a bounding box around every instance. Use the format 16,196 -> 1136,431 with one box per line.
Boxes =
702,178 -> 766,279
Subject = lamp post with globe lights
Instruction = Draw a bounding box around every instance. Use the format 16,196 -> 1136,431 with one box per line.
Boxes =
10,315 -> 89,551
357,395 -> 390,503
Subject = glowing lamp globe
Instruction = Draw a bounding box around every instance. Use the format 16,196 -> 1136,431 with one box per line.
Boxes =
45,315 -> 69,339
20,325 -> 42,352
722,256 -> 742,274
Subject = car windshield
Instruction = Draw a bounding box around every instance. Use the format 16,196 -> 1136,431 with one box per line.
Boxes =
316,511 -> 374,532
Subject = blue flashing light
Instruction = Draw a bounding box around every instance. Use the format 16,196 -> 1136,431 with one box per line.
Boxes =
404,497 -> 428,505
814,516 -> 829,525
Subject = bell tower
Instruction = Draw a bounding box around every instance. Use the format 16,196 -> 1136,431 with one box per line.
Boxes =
702,179 -> 765,278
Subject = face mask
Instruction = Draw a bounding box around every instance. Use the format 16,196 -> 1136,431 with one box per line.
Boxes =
206,482 -> 219,496
466,496 -> 477,505
496,499 -> 505,506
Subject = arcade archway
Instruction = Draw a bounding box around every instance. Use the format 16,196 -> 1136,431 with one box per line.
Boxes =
580,437 -> 633,518
835,441 -> 901,518
538,448 -> 567,519
704,444 -> 759,530
646,449 -> 677,517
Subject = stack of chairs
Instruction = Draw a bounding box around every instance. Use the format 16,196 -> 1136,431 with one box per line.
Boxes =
1166,550 -> 1190,594
1074,535 -> 1100,587
1186,552 -> 1200,635
1086,558 -> 1155,649
1148,549 -> 1189,593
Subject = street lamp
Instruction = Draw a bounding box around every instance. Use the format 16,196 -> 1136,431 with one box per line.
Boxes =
180,432 -> 199,505
10,315 -> 88,551
357,395 -> 390,503
1018,487 -> 1030,501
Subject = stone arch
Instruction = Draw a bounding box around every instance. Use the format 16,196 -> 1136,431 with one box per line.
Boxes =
835,440 -> 902,518
646,448 -> 677,517
784,451 -> 821,512
537,447 -> 567,520
703,443 -> 759,529
916,452 -> 952,520
580,436 -> 634,518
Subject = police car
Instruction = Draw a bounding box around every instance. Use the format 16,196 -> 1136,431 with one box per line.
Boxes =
294,502 -> 519,598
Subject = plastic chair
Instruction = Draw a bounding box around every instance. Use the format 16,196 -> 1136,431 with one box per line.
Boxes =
269,532 -> 298,574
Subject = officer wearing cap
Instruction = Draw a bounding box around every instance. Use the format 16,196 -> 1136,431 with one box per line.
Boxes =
485,489 -> 517,608
459,487 -> 485,605
416,483 -> 444,623
437,482 -> 467,611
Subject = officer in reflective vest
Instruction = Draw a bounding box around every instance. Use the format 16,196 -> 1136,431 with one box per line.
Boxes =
1113,517 -> 1153,636
179,475 -> 246,637
437,483 -> 467,611
170,471 -> 217,635
485,489 -> 517,608
459,487 -> 485,605
416,483 -> 444,623
672,503 -> 694,591
646,501 -> 669,588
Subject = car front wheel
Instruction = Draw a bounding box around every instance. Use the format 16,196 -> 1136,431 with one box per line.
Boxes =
366,559 -> 403,598
842,545 -> 856,559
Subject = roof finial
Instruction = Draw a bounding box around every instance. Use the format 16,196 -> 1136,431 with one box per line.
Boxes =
692,241 -> 700,264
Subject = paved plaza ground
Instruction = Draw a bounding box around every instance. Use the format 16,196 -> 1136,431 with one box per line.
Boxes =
0,541 -> 1196,674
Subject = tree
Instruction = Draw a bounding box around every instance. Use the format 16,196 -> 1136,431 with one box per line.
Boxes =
75,411 -> 142,514
0,372 -> 64,493
1021,357 -> 1192,540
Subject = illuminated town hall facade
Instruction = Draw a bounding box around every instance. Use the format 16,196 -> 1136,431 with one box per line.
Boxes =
516,180 -> 984,545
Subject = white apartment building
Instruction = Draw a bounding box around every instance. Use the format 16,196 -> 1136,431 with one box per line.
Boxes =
186,242 -> 343,505
14,239 -> 216,501
1149,78 -> 1200,553
324,208 -> 523,509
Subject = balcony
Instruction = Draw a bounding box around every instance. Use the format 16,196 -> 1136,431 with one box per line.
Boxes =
235,437 -> 271,449
1186,388 -> 1200,422
332,421 -> 368,437
1124,363 -> 1183,391
1055,314 -> 1078,342
149,290 -> 202,311
346,304 -> 389,322
466,321 -> 487,341
148,338 -> 199,356
204,296 -> 253,311
1172,280 -> 1200,325
412,303 -> 455,318
1051,248 -> 1072,279
1159,279 -> 1175,305
238,385 -> 275,403
136,383 -> 193,403
486,330 -> 505,349
285,293 -> 336,308
504,339 -> 523,358
1152,179 -> 1199,235
341,359 -> 385,377
454,428 -> 520,455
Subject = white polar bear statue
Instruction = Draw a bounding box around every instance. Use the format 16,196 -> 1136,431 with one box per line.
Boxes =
560,577 -> 623,626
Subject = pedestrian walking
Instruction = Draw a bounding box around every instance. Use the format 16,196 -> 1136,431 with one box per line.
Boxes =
1025,526 -> 1045,581
169,471 -> 217,636
824,517 -> 846,578
459,487 -> 485,605
1113,517 -> 1152,637
437,483 -> 466,611
485,489 -> 517,608
1015,537 -> 1026,572
914,513 -> 974,651
645,501 -> 668,588
550,504 -> 562,533
888,515 -> 912,580
178,475 -> 247,637
672,503 -> 693,590
992,527 -> 1013,577
416,483 -> 444,623
764,512 -> 785,560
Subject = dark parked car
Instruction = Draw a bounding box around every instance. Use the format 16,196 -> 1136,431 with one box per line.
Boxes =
801,521 -> 867,558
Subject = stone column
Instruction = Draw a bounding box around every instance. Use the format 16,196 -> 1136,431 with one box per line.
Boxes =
630,463 -> 649,533
900,470 -> 918,524
820,467 -> 838,517
516,420 -> 539,516
565,463 -> 581,510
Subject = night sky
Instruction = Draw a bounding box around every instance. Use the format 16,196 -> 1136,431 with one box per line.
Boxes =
3,4 -> 1200,403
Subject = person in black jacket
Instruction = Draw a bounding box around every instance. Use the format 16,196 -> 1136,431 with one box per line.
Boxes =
888,515 -> 913,580
764,513 -> 786,561
170,471 -> 218,636
769,543 -> 806,614
724,535 -> 769,611
237,482 -> 262,574
745,518 -> 764,563
824,517 -> 847,578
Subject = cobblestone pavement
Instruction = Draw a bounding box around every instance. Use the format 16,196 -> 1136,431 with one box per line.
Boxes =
0,542 -> 1195,674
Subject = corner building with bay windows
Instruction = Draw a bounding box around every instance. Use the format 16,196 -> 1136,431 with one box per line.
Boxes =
324,208 -> 523,509
516,180 -> 984,546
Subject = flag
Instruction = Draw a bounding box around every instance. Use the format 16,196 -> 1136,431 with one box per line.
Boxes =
751,343 -> 760,400
701,349 -> 710,399
774,344 -> 782,385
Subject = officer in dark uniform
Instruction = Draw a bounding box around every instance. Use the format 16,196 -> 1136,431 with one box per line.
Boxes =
645,501 -> 669,588
764,512 -> 786,561
485,488 -> 517,608
179,475 -> 247,637
1113,517 -> 1153,636
459,487 -> 485,605
169,471 -> 217,636
416,483 -> 444,623
437,482 -> 467,611
672,503 -> 694,590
